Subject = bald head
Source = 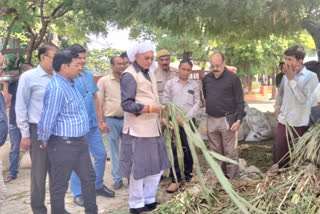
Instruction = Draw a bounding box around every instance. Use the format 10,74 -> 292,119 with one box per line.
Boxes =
210,52 -> 226,75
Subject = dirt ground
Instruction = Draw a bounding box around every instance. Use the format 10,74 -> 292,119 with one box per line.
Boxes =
1,100 -> 275,214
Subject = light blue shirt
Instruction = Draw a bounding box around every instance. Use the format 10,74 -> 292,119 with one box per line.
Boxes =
37,74 -> 89,143
15,65 -> 53,138
74,69 -> 99,128
275,66 -> 318,126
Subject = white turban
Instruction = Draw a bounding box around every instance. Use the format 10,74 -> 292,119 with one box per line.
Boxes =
127,41 -> 157,72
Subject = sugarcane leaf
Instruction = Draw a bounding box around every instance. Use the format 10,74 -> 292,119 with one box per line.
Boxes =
209,151 -> 238,165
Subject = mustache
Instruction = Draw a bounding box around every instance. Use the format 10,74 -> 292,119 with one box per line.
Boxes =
213,70 -> 219,72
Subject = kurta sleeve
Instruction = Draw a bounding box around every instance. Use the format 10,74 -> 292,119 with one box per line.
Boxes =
120,73 -> 144,114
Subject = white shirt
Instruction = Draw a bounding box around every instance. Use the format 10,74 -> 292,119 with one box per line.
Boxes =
275,67 -> 318,126
15,65 -> 53,138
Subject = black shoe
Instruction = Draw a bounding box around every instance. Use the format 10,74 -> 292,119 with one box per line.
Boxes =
114,180 -> 123,190
96,185 -> 115,197
73,195 -> 84,207
145,202 -> 159,211
129,206 -> 150,214
65,210 -> 71,214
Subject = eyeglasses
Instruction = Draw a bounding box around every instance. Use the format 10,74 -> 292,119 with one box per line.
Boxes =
45,54 -> 54,59
68,63 -> 82,67
210,64 -> 222,69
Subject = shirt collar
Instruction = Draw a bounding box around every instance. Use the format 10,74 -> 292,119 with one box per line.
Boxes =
209,68 -> 227,80
37,65 -> 55,77
297,66 -> 307,76
110,72 -> 116,80
175,76 -> 191,84
56,73 -> 74,86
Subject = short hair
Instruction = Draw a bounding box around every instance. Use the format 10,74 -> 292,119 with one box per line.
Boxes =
67,44 -> 86,54
211,52 -> 225,61
120,52 -> 128,59
179,59 -> 193,68
284,45 -> 306,60
53,50 -> 79,72
19,63 -> 33,74
110,56 -> 120,65
37,43 -> 59,60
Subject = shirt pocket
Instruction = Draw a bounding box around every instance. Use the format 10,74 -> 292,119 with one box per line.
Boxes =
186,90 -> 194,105
157,81 -> 164,92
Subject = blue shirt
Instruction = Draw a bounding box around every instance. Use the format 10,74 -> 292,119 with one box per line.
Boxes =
74,69 -> 99,128
37,74 -> 89,143
15,65 -> 52,138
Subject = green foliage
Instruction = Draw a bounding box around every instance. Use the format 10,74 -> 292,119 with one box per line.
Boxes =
4,53 -> 27,71
102,0 -> 320,42
86,48 -> 123,75
0,0 -> 109,62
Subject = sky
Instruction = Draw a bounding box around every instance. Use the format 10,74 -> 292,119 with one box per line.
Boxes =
87,27 -> 137,51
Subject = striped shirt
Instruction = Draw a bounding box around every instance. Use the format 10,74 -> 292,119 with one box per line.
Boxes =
37,73 -> 89,143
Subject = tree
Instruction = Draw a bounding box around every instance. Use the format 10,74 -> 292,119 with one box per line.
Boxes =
86,48 -> 123,75
104,0 -> 320,42
0,0 -> 108,63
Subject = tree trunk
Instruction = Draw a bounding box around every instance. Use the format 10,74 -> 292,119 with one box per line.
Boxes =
183,51 -> 192,60
247,74 -> 253,93
26,35 -> 37,64
271,66 -> 277,99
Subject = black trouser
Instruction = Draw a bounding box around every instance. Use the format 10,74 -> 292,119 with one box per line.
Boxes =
30,123 -> 51,214
47,136 -> 97,214
170,119 -> 195,183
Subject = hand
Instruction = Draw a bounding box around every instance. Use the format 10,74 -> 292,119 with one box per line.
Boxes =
274,108 -> 281,121
99,121 -> 110,133
177,116 -> 184,127
161,118 -> 174,130
3,93 -> 11,108
152,105 -> 165,113
230,120 -> 241,132
20,137 -> 31,151
40,142 -> 48,149
283,64 -> 297,81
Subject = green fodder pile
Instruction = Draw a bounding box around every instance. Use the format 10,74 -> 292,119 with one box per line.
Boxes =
155,112 -> 320,214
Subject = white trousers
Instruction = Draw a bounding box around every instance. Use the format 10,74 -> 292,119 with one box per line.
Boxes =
0,161 -> 6,214
129,171 -> 162,209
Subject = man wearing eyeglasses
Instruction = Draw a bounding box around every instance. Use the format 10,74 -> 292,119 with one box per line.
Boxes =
67,44 -> 114,208
37,50 -> 98,214
16,43 -> 59,214
202,52 -> 246,179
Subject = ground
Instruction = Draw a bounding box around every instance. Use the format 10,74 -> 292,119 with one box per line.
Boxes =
1,100 -> 275,214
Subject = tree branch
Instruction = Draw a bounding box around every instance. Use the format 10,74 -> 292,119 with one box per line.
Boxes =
50,3 -> 64,20
33,23 -> 48,50
40,0 -> 45,25
2,16 -> 19,50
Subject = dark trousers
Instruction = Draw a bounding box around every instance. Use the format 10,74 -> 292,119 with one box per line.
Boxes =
30,124 -> 51,214
276,123 -> 309,168
47,136 -> 97,214
170,124 -> 194,183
